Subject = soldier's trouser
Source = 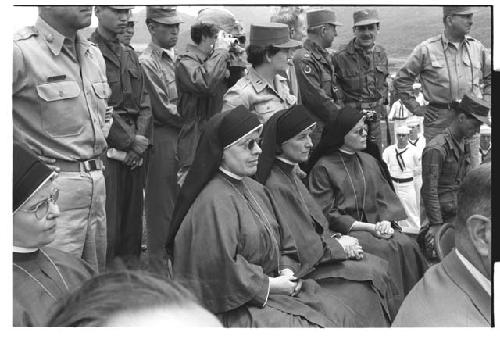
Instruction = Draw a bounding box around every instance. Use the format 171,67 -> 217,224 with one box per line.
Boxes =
103,154 -> 147,264
423,106 -> 480,169
48,170 -> 107,273
145,125 -> 179,259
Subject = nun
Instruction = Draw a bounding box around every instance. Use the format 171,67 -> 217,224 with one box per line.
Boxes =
168,106 -> 360,327
306,107 -> 428,298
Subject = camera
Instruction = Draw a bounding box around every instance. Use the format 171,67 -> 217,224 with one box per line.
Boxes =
362,109 -> 379,122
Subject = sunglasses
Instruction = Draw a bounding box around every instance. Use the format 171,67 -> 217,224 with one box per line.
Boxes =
352,127 -> 367,136
19,188 -> 59,220
240,137 -> 262,151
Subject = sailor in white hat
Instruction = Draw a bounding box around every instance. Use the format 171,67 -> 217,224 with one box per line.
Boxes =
479,124 -> 491,163
406,116 -> 426,208
412,83 -> 427,106
382,125 -> 421,235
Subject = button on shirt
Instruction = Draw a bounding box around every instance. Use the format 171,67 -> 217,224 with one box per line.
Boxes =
394,33 -> 491,112
13,18 -> 110,161
223,67 -> 296,124
139,42 -> 182,130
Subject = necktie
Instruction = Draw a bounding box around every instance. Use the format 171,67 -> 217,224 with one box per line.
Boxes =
395,147 -> 408,172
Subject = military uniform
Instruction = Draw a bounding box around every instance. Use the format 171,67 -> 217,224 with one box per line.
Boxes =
332,39 -> 389,151
293,39 -> 342,144
223,67 -> 296,123
175,43 -> 229,179
13,18 -> 110,272
394,7 -> 491,170
90,29 -> 152,263
421,128 -> 470,228
139,6 -> 183,260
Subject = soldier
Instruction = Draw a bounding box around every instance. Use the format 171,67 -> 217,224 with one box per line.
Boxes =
139,6 -> 183,266
332,8 -> 389,152
394,6 -> 491,170
420,94 -> 489,258
91,6 -> 152,264
117,13 -> 136,47
292,9 -> 343,145
13,6 -> 111,272
175,10 -> 232,186
479,124 -> 491,164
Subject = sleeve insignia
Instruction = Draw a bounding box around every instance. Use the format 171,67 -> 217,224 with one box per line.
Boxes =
304,65 -> 312,74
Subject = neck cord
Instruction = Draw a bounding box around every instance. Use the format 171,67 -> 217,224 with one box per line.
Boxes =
339,153 -> 366,221
13,249 -> 69,301
221,176 -> 280,270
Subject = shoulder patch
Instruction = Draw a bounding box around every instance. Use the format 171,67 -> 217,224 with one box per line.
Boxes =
303,65 -> 312,74
13,26 -> 38,41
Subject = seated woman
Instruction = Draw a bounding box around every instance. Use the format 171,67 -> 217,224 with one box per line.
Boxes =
48,270 -> 221,327
223,23 -> 300,123
307,107 -> 428,298
168,105 -> 360,327
255,105 -> 402,323
13,143 -> 94,326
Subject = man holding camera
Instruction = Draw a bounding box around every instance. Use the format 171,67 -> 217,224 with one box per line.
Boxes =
91,6 -> 152,263
175,8 -> 242,187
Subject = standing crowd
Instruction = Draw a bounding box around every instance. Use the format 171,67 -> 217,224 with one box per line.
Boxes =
12,5 -> 491,327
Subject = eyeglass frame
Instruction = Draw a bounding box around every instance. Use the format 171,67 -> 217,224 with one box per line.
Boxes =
17,188 -> 59,220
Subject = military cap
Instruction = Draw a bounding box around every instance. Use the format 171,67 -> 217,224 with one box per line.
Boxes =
353,8 -> 380,27
249,23 -> 302,48
108,6 -> 135,10
197,8 -> 237,34
306,9 -> 343,28
456,94 -> 490,125
147,6 -> 183,25
480,124 -> 491,135
395,126 -> 410,135
443,6 -> 474,17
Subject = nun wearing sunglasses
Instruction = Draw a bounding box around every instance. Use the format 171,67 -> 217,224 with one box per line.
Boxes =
306,107 -> 428,302
167,106 -> 360,327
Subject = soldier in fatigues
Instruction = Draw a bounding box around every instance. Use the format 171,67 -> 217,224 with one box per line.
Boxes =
13,6 -> 111,272
420,94 -> 489,257
292,9 -> 343,145
332,8 -> 389,152
139,6 -> 183,266
394,6 -> 491,170
91,6 -> 152,264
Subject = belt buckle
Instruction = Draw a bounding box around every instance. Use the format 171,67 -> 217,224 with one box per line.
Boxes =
82,159 -> 99,172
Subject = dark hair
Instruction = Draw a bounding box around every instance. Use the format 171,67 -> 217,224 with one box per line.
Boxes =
47,270 -> 202,326
456,163 -> 491,235
191,22 -> 219,45
246,44 -> 282,67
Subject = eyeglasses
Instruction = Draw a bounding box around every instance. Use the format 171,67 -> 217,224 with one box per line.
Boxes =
245,137 -> 262,150
352,127 -> 367,136
19,188 -> 59,220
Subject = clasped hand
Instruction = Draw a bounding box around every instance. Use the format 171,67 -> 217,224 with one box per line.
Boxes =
270,269 -> 301,296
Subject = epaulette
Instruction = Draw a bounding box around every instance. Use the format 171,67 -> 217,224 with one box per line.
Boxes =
13,26 -> 38,41
465,36 -> 477,42
422,35 -> 441,46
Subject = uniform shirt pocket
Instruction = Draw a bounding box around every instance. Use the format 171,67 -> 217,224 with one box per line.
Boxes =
253,98 -> 285,123
36,80 -> 84,138
167,78 -> 178,102
91,82 -> 112,125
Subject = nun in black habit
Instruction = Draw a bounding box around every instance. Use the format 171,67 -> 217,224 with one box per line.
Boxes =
168,106 -> 360,327
306,107 -> 428,298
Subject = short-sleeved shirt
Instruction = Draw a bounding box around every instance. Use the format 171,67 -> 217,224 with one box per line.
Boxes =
223,67 -> 296,123
382,144 -> 421,180
394,33 -> 491,112
13,18 -> 110,161
332,38 -> 389,107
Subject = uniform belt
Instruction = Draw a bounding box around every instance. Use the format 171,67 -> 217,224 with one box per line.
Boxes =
391,176 -> 413,183
428,102 -> 451,110
54,159 -> 103,172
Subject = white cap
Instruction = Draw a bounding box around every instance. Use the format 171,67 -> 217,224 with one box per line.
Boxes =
480,124 -> 491,135
412,83 -> 421,89
395,126 -> 410,135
